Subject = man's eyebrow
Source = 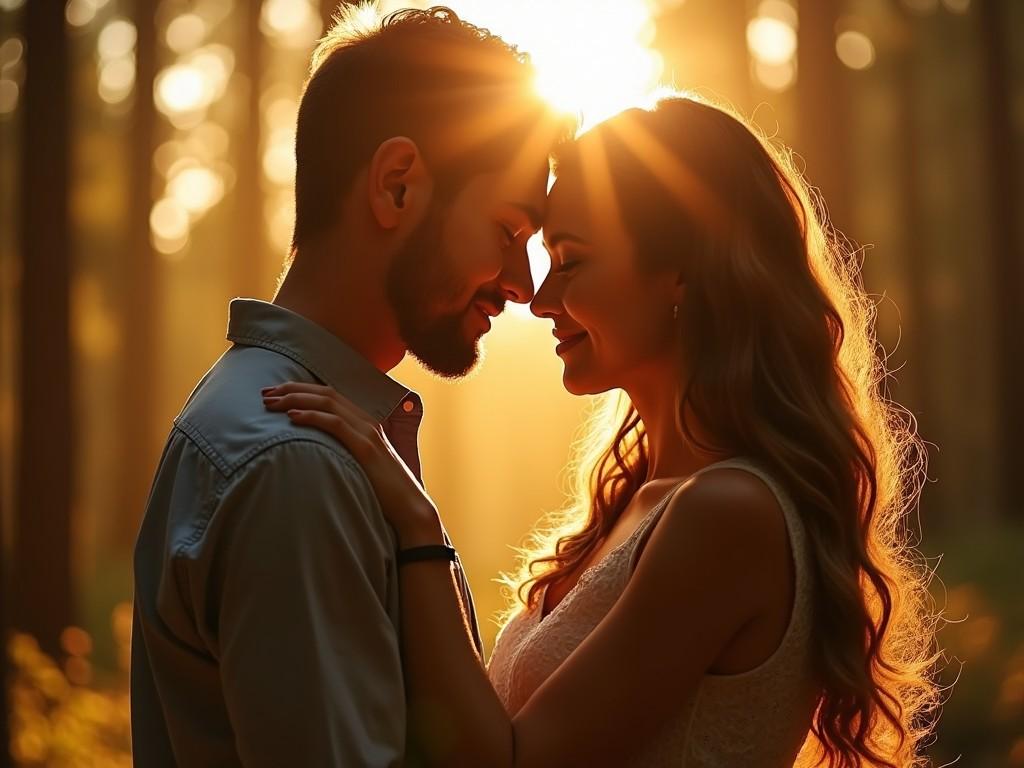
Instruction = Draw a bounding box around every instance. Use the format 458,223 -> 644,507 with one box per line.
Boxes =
510,203 -> 544,231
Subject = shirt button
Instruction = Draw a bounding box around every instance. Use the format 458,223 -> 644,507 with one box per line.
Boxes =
402,400 -> 414,413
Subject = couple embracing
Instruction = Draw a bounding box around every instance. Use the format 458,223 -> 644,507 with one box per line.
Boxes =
130,6 -> 936,767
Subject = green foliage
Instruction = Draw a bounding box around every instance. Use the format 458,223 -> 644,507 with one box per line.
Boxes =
925,522 -> 1024,766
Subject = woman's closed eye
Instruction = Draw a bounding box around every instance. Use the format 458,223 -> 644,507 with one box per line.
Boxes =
553,258 -> 581,276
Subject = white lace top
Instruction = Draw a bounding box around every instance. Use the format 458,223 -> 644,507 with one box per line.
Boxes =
486,458 -> 818,766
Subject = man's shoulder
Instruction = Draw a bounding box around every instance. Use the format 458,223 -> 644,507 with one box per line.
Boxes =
173,344 -> 354,478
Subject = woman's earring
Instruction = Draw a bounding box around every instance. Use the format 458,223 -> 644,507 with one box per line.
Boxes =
672,304 -> 679,320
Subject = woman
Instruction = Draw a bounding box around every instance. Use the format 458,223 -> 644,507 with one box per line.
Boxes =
262,95 -> 938,766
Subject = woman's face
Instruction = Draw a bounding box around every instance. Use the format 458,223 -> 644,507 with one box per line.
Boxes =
531,164 -> 683,396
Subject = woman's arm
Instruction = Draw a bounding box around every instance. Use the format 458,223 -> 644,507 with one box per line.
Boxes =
394,471 -> 784,768
262,384 -> 788,767
394,515 -> 516,765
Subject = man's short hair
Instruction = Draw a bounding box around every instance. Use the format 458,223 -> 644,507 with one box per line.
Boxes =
292,4 -> 572,252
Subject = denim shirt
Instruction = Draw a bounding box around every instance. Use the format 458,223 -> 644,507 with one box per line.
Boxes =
131,298 -> 482,767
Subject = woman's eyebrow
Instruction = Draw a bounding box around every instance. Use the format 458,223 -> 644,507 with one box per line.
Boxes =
542,232 -> 588,251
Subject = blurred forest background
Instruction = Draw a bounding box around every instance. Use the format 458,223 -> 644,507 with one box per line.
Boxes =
0,0 -> 1022,765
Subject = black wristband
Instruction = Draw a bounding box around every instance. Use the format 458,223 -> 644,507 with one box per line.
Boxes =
396,544 -> 458,567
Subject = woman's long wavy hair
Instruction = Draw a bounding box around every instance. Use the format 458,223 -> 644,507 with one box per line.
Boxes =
499,95 -> 939,766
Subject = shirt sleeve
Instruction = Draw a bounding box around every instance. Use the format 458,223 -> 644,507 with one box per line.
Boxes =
212,439 -> 405,767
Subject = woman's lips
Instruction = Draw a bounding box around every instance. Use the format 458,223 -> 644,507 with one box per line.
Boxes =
555,332 -> 587,356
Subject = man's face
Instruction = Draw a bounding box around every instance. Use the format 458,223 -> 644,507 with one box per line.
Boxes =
386,161 -> 548,378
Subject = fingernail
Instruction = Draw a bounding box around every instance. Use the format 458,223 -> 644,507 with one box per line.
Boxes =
287,410 -> 300,418
261,386 -> 275,394
263,396 -> 279,403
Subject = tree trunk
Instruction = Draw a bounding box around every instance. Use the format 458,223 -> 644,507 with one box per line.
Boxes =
15,0 -> 73,658
796,0 -> 851,232
980,0 -> 1021,519
117,0 -> 160,552
235,0 -> 266,299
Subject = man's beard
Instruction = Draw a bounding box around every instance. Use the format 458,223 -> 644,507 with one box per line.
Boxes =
385,201 -> 503,379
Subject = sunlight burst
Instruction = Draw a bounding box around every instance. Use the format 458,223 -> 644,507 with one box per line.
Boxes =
365,0 -> 672,317
375,0 -> 667,132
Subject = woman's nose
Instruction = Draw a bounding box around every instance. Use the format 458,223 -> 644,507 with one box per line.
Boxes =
530,273 -> 561,318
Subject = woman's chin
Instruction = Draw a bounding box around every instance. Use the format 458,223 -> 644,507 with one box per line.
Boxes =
560,369 -> 609,397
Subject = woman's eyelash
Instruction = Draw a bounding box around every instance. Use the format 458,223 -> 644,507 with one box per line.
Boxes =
554,260 -> 580,275
499,224 -> 517,244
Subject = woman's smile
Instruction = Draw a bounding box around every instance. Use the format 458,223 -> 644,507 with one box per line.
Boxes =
553,329 -> 588,356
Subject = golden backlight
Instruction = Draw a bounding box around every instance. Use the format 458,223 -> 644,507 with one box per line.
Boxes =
370,0 -> 674,650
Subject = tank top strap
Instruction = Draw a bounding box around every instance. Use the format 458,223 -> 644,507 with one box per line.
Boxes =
627,457 -> 809,587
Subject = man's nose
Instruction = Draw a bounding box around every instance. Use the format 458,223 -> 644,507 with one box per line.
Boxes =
498,246 -> 536,304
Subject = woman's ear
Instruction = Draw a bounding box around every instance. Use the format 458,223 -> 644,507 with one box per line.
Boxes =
367,136 -> 432,230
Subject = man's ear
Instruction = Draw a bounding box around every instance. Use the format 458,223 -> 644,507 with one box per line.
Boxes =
368,137 -> 431,230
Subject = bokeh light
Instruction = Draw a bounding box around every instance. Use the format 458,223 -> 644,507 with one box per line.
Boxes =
168,165 -> 225,214
261,0 -> 322,49
97,18 -> 135,60
165,13 -> 208,54
747,17 -> 797,65
150,197 -> 191,256
98,57 -> 135,104
746,0 -> 798,91
153,45 -> 233,127
94,18 -> 137,105
836,30 -> 876,71
65,0 -> 100,29
0,35 -> 23,68
754,59 -> 796,92
262,127 -> 296,186
60,626 -> 93,658
155,64 -> 208,115
0,35 -> 23,115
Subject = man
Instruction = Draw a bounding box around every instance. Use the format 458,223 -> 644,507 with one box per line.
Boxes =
131,5 -> 572,766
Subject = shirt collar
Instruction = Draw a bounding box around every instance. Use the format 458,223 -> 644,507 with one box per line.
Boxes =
226,298 -> 421,423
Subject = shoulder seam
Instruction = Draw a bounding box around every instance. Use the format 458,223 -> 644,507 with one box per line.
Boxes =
172,436 -> 370,559
174,417 -> 359,480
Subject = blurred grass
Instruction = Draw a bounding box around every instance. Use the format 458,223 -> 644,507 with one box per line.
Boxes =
924,520 -> 1024,766
7,613 -> 131,767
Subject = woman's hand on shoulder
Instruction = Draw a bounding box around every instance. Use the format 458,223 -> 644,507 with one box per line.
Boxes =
262,381 -> 440,544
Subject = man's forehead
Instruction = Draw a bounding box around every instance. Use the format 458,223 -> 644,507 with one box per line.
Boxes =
495,162 -> 550,224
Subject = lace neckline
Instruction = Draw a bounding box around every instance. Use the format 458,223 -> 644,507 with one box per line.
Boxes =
535,480 -> 684,624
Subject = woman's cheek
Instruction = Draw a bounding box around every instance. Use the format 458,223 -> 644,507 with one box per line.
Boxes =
459,218 -> 504,281
560,283 -> 590,325
572,278 -> 622,332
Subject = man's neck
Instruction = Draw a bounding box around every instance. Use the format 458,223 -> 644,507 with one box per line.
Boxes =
273,247 -> 406,373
